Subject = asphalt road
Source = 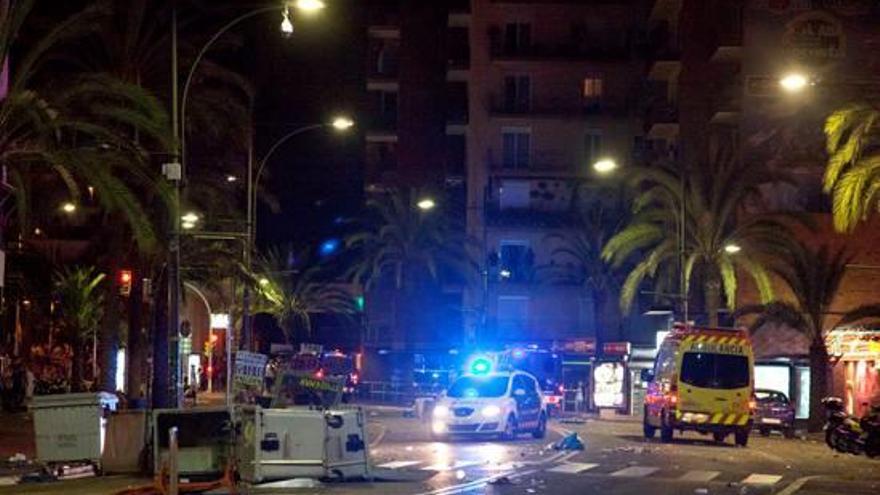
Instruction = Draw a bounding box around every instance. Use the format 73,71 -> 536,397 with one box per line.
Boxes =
3,408 -> 879,494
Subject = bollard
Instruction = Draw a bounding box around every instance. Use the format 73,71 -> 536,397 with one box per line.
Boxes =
168,427 -> 179,495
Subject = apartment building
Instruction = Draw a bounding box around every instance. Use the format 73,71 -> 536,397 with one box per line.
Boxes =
465,0 -> 646,347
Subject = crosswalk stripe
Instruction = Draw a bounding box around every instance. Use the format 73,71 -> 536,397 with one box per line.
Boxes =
610,466 -> 659,478
377,461 -> 422,469
678,470 -> 721,482
742,474 -> 783,485
547,463 -> 599,474
421,460 -> 482,472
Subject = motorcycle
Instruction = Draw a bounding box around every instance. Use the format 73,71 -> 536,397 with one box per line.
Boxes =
822,397 -> 880,458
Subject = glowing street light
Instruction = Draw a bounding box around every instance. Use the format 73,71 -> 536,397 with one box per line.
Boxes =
417,198 -> 436,211
226,175 -> 238,183
780,73 -> 809,93
61,202 -> 77,213
592,158 -> 618,174
295,0 -> 326,12
181,212 -> 199,230
724,243 -> 742,254
259,277 -> 270,286
331,116 -> 355,131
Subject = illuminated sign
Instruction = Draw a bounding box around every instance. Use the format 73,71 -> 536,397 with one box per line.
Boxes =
593,362 -> 625,408
558,339 -> 597,354
210,313 -> 230,329
602,342 -> 631,356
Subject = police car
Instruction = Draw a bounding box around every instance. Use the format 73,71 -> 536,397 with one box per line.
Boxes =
432,365 -> 547,441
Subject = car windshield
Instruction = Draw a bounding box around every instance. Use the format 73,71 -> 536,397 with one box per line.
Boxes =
756,391 -> 788,404
680,352 -> 749,390
447,376 -> 510,398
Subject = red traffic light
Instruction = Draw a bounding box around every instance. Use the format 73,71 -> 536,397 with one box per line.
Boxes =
118,269 -> 133,296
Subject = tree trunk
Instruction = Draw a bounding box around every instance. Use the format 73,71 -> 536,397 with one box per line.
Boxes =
71,329 -> 85,391
704,280 -> 721,327
126,272 -> 145,401
808,338 -> 830,432
151,270 -> 170,408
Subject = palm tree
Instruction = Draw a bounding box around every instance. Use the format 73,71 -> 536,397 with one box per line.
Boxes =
346,189 -> 476,348
734,242 -> 880,430
54,266 -> 105,390
545,202 -> 627,343
823,102 -> 880,233
249,247 -> 356,345
602,156 -> 794,326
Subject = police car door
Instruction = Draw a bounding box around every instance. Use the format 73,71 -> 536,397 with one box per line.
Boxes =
513,374 -> 541,427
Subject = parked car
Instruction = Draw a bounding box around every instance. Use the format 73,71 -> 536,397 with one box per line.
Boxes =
754,389 -> 796,438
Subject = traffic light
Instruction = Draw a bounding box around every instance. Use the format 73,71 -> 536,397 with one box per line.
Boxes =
118,269 -> 133,296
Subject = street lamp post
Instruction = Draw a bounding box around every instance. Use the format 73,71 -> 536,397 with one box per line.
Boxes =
165,1 -> 322,407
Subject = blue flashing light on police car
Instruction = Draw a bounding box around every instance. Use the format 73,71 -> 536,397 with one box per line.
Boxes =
469,356 -> 493,375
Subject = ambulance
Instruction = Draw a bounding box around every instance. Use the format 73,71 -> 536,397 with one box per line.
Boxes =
642,324 -> 755,446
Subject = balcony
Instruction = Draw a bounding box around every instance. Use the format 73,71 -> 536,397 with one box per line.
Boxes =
489,41 -> 630,63
710,6 -> 743,63
484,177 -> 578,228
645,101 -> 679,140
489,94 -> 627,119
710,83 -> 742,125
368,10 -> 400,38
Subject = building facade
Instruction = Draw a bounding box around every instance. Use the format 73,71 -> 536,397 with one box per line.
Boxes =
465,0 -> 647,347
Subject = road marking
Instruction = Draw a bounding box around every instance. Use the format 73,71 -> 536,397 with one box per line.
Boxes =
547,462 -> 598,474
776,475 -> 825,495
742,474 -> 784,485
414,468 -> 540,495
376,460 -> 422,469
678,470 -> 721,482
421,460 -> 482,471
610,466 -> 660,478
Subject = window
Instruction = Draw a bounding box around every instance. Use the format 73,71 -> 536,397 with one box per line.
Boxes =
379,90 -> 398,115
583,77 -> 604,98
376,44 -> 399,76
584,131 -> 602,167
680,352 -> 750,390
445,135 -> 466,177
502,129 -> 530,169
503,75 -> 530,112
499,241 -> 533,282
504,22 -> 531,54
447,81 -> 469,123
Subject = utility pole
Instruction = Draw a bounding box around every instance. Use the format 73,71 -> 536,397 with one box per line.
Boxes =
164,5 -> 183,408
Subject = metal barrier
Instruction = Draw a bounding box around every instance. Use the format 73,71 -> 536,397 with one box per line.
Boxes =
168,427 -> 179,495
356,381 -> 443,405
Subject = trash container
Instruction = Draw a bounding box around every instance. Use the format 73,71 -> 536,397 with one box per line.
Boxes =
31,392 -> 119,465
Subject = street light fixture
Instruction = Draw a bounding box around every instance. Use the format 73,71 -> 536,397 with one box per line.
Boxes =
592,158 -> 618,174
226,175 -> 238,183
780,73 -> 809,93
280,9 -> 294,36
724,243 -> 742,254
61,202 -> 77,213
417,198 -> 436,211
294,0 -> 326,13
332,116 -> 355,131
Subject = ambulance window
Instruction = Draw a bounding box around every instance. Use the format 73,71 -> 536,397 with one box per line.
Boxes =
654,342 -> 677,380
680,353 -> 749,389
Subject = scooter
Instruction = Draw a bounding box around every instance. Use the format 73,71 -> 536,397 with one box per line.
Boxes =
822,397 -> 880,458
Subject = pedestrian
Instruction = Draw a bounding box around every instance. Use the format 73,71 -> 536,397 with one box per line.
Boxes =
25,362 -> 35,406
575,380 -> 585,414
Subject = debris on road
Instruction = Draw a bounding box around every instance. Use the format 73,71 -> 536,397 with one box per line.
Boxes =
694,489 -> 709,494
553,432 -> 585,451
488,476 -> 515,485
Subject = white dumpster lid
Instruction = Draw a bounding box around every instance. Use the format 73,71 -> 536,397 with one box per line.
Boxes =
31,392 -> 119,409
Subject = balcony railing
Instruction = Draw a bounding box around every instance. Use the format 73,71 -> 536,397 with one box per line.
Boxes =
489,41 -> 630,62
489,94 -> 627,118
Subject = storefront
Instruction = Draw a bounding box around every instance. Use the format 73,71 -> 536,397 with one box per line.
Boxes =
827,328 -> 880,416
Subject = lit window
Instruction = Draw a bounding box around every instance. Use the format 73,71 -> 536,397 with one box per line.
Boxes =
583,77 -> 604,98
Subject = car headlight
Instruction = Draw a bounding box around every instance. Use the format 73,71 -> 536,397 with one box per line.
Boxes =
482,405 -> 501,418
433,405 -> 450,418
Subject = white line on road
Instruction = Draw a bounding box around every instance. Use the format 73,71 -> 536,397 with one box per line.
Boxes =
369,422 -> 388,449
678,470 -> 721,483
610,466 -> 660,478
776,475 -> 825,495
376,460 -> 422,469
547,462 -> 599,474
742,474 -> 784,485
421,460 -> 482,472
413,469 -> 540,495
